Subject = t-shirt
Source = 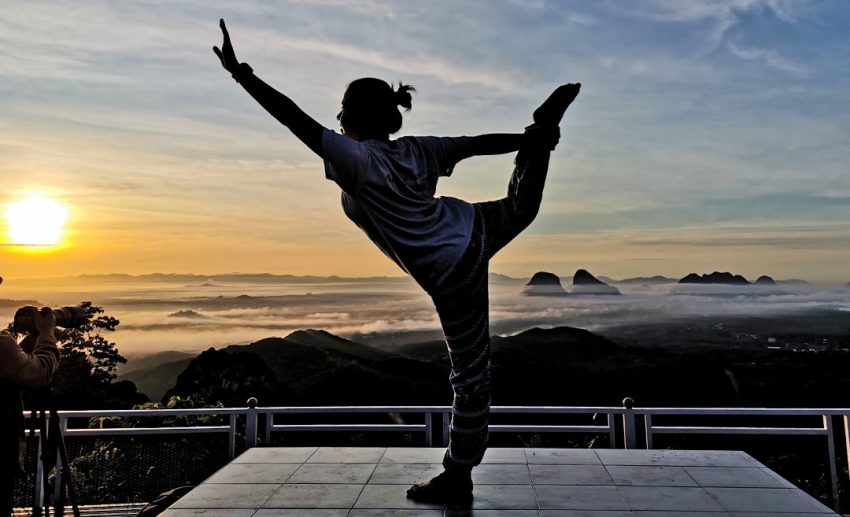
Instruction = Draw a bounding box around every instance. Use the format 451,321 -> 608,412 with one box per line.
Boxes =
322,128 -> 475,293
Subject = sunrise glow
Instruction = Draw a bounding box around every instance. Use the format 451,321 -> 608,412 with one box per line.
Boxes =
5,193 -> 69,248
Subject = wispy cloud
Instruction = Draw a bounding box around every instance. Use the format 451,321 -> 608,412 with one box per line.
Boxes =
727,42 -> 812,77
246,30 -> 524,94
630,0 -> 811,47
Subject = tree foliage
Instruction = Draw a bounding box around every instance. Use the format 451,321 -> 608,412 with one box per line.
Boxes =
52,301 -> 147,408
164,347 -> 283,406
60,301 -> 125,383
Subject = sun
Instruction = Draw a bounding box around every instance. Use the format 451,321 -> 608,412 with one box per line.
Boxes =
5,193 -> 70,247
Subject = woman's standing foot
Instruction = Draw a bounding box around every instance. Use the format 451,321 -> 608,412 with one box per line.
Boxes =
406,467 -> 473,506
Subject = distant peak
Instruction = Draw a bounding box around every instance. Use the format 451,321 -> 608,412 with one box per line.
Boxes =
526,271 -> 562,286
523,271 -> 567,296
755,275 -> 776,286
573,269 -> 605,285
571,269 -> 621,295
679,272 -> 751,285
286,328 -> 331,339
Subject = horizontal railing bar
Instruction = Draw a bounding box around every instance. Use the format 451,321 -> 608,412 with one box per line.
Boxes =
15,503 -> 147,515
272,424 -> 425,432
650,426 -> 828,435
259,406 -> 447,414
269,424 -> 613,433
490,406 -> 626,414
637,408 -> 850,416
257,406 -> 622,414
490,425 -> 611,433
64,426 -> 230,437
53,408 -> 246,418
26,406 -> 850,420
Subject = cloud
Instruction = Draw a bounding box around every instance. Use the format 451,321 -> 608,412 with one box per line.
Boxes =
727,42 -> 812,77
616,0 -> 818,80
631,0 -> 811,46
249,30 -> 523,94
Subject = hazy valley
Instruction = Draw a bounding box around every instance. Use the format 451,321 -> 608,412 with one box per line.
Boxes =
3,271 -> 849,363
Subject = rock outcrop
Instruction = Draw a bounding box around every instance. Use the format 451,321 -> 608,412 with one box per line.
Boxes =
571,269 -> 621,295
754,275 -> 776,286
522,271 -> 568,296
167,310 -> 209,319
678,272 -> 750,285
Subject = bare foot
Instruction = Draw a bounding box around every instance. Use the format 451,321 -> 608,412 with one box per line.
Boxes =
406,469 -> 473,506
533,83 -> 581,126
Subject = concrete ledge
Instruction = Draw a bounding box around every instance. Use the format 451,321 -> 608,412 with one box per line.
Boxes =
163,447 -> 837,515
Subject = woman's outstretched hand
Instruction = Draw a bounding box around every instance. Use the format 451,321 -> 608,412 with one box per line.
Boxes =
213,19 -> 239,73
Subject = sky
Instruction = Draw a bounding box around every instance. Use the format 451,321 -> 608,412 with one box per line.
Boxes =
2,0 -> 849,283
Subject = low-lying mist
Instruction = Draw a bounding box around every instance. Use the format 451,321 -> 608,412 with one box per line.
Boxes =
2,275 -> 849,358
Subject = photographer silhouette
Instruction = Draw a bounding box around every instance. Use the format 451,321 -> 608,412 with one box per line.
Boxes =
0,308 -> 60,517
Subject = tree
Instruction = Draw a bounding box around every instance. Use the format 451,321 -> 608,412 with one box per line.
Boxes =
50,301 -> 147,408
61,301 -> 124,383
164,347 -> 284,406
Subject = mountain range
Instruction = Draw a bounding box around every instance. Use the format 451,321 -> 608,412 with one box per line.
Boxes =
678,272 -> 783,285
5,272 -> 819,287
122,327 -> 621,405
118,324 -> 850,410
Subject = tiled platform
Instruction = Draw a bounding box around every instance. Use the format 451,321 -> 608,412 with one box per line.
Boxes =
163,447 -> 837,516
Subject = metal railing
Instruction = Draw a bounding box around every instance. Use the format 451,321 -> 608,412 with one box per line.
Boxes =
626,400 -> 848,509
254,401 -> 621,448
26,398 -> 850,512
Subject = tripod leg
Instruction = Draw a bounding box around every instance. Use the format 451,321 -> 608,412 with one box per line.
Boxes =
30,409 -> 43,517
55,433 -> 79,517
52,439 -> 63,517
43,409 -> 55,517
50,408 -> 79,517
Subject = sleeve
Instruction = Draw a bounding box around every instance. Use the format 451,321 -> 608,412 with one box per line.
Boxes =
322,128 -> 369,194
416,136 -> 475,177
0,332 -> 60,388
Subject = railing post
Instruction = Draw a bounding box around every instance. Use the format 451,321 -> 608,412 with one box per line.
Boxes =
824,415 -> 840,513
424,411 -> 433,447
228,414 -> 237,460
644,414 -> 654,449
844,414 -> 850,488
442,410 -> 451,447
622,397 -> 637,449
265,412 -> 273,445
607,412 -> 617,448
245,397 -> 258,449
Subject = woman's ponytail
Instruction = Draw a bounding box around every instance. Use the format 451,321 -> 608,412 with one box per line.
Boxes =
394,82 -> 416,112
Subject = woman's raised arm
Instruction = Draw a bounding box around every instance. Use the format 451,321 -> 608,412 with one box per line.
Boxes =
463,133 -> 524,158
214,19 -> 325,157
455,126 -> 559,163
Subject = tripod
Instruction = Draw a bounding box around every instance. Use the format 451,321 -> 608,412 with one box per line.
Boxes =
27,389 -> 79,517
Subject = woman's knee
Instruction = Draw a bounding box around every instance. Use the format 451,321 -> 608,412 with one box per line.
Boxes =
511,196 -> 541,229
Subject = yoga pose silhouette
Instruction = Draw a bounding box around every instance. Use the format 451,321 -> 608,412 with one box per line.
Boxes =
214,19 -> 580,505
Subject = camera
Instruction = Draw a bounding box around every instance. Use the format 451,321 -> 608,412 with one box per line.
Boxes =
13,305 -> 89,334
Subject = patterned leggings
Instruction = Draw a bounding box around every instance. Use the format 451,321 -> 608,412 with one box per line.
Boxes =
430,145 -> 552,469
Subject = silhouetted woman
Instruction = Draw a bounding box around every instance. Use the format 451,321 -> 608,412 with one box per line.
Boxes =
214,19 -> 579,505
